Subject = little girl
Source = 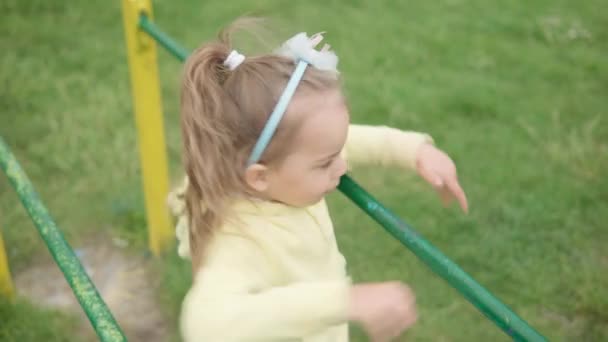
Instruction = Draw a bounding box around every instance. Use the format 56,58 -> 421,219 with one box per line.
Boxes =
169,19 -> 468,342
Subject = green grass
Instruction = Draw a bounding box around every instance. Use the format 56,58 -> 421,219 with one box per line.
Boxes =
1,0 -> 606,341
0,297 -> 82,341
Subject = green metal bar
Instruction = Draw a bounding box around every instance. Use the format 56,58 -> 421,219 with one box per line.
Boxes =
137,21 -> 547,341
0,136 -> 127,342
338,174 -> 547,341
139,14 -> 189,62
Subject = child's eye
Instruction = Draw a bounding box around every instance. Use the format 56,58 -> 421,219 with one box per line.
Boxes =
318,160 -> 333,169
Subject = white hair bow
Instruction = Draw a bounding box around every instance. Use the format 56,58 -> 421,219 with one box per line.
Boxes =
275,32 -> 339,72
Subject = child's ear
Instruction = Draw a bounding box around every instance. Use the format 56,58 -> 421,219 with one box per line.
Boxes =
244,163 -> 270,192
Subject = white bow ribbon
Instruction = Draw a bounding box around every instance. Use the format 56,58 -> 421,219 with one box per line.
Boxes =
275,32 -> 339,72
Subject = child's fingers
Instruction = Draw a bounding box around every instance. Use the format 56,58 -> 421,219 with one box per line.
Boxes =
418,165 -> 443,188
445,178 -> 468,213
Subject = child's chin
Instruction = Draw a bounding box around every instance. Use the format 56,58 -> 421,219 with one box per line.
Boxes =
282,197 -> 320,208
324,186 -> 338,195
301,195 -> 327,207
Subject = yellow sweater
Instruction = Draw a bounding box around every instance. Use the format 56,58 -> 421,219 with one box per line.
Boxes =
171,124 -> 432,342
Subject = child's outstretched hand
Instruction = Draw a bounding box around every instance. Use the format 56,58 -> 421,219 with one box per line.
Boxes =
415,143 -> 469,213
349,282 -> 417,341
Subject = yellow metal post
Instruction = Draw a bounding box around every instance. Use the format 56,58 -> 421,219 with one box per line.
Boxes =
0,229 -> 14,298
121,0 -> 172,256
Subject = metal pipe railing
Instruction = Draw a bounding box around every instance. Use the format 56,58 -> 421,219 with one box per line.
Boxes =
139,14 -> 189,62
337,175 -> 546,341
0,136 -> 127,342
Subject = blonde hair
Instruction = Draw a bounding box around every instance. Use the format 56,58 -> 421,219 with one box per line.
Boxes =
179,18 -> 341,269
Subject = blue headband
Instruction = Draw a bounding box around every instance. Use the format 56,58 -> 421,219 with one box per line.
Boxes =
247,60 -> 309,165
246,32 -> 338,165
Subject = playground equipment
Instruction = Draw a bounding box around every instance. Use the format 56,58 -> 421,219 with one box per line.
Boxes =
0,0 -> 548,341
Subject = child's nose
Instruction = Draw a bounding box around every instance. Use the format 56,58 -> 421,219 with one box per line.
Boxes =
333,157 -> 347,178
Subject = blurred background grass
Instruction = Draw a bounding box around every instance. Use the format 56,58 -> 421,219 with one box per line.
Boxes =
1,0 -> 606,341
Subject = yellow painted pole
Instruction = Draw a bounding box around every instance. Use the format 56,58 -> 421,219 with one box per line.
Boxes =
121,0 -> 172,256
0,228 -> 14,298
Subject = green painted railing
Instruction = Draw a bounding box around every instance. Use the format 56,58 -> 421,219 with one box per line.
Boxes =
338,175 -> 546,341
0,137 -> 127,342
137,15 -> 548,341
139,15 -> 189,62
139,14 -> 188,63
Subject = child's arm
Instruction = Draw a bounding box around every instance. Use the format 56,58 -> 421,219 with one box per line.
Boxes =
181,243 -> 418,341
344,124 -> 433,170
180,235 -> 351,341
344,124 -> 468,212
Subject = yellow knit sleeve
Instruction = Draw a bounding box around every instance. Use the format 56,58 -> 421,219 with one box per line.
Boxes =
343,124 -> 434,170
180,234 -> 351,341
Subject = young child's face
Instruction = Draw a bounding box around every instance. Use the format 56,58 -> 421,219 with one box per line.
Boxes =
265,89 -> 349,207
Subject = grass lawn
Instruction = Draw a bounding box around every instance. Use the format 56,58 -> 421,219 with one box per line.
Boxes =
1,0 -> 606,341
